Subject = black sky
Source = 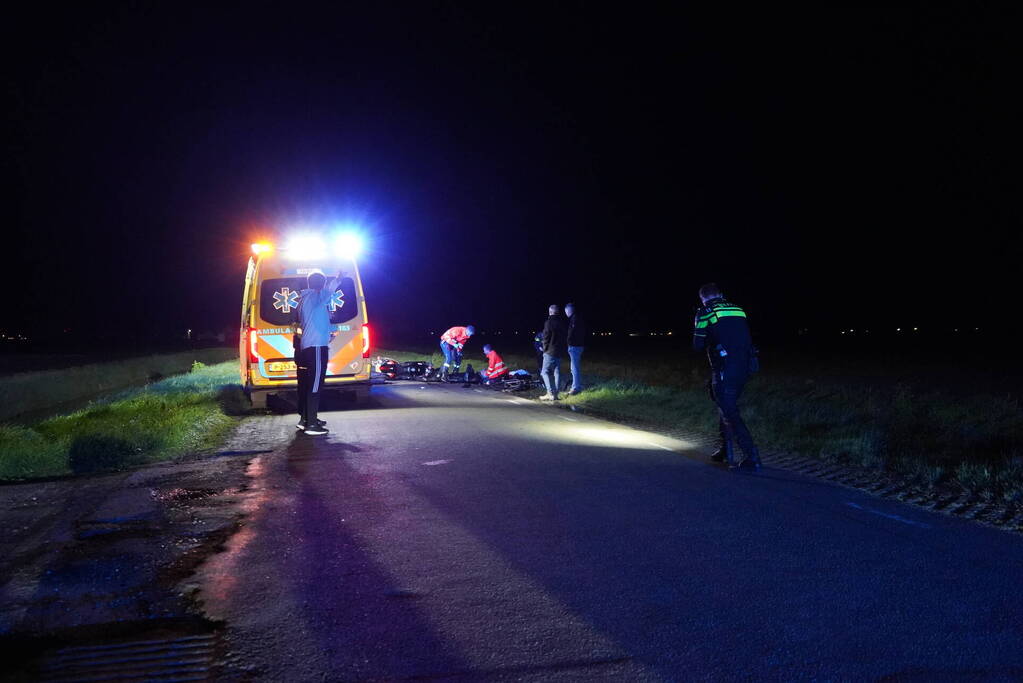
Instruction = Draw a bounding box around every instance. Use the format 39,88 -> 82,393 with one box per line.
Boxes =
4,3 -> 1020,344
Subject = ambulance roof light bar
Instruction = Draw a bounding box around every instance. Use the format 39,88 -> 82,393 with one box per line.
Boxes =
333,232 -> 363,259
251,242 -> 273,255
283,234 -> 327,261
279,230 -> 364,261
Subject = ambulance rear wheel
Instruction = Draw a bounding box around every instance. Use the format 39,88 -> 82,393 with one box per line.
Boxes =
248,390 -> 268,410
336,387 -> 369,404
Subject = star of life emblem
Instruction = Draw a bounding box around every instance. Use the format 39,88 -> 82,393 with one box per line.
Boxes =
329,289 -> 345,312
273,287 -> 300,314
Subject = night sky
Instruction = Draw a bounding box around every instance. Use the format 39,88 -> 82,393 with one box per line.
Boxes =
5,4 -> 1020,345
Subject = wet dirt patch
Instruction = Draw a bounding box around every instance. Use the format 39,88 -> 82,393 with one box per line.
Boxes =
152,487 -> 223,504
0,447 -> 257,639
0,414 -> 295,679
159,518 -> 244,592
74,511 -> 163,543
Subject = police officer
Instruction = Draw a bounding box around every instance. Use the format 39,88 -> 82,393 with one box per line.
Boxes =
693,283 -> 762,471
532,331 -> 544,376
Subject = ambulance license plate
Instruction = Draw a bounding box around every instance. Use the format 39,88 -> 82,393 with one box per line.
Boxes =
267,361 -> 297,372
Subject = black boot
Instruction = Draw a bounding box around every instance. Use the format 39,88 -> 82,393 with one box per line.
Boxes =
710,444 -> 728,462
722,441 -> 740,470
738,446 -> 763,472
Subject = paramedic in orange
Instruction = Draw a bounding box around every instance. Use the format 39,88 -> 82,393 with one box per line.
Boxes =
479,344 -> 509,384
439,325 -> 475,378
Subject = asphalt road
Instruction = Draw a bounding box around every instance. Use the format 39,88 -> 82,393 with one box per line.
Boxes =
197,383 -> 1023,682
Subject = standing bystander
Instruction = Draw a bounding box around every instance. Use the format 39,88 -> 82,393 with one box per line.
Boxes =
564,302 -> 586,395
539,304 -> 568,401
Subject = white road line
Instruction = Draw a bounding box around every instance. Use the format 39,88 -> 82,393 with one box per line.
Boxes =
423,459 -> 452,466
645,441 -> 676,452
559,416 -> 578,422
844,502 -> 931,529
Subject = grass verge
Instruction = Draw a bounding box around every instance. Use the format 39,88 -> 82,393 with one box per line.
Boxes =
0,361 -> 247,480
0,348 -> 235,422
378,345 -> 1023,507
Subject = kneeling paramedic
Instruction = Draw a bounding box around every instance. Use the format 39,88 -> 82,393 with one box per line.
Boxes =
693,283 -> 762,471
293,269 -> 343,435
479,344 -> 509,384
439,325 -> 475,379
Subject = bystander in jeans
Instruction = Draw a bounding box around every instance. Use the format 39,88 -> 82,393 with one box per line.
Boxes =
539,304 -> 568,401
565,302 -> 586,394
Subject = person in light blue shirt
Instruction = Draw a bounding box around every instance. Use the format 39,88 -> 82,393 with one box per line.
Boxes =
294,269 -> 343,434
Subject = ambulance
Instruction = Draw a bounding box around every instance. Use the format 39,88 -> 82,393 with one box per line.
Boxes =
239,234 -> 371,409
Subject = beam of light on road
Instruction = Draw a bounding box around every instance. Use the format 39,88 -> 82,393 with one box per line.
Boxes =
521,422 -> 692,451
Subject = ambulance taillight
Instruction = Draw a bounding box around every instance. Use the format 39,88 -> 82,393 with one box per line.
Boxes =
362,324 -> 371,358
248,328 -> 259,363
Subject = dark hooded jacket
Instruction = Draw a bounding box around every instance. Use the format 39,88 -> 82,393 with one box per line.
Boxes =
567,313 -> 586,347
542,314 -> 568,357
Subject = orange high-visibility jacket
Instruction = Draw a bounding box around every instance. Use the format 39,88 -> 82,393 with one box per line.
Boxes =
484,349 -> 508,378
441,326 -> 471,349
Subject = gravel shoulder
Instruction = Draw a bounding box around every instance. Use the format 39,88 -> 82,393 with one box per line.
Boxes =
0,415 -> 288,680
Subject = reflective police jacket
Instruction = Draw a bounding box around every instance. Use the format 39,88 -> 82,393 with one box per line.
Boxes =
484,349 -> 508,378
693,298 -> 753,368
441,326 -> 471,350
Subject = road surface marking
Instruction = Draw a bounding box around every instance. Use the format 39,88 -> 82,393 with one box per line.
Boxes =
645,441 -> 675,452
423,459 -> 452,466
845,502 -> 931,529
559,416 -> 578,422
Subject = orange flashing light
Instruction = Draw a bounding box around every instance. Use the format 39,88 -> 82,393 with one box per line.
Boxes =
251,242 -> 273,255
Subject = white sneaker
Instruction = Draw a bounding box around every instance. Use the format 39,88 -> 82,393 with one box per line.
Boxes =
539,393 -> 554,401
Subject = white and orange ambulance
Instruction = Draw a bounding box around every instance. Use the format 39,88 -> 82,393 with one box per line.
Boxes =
239,235 -> 371,409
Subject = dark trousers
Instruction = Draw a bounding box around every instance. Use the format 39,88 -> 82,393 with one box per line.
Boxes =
710,365 -> 758,456
297,346 -> 329,425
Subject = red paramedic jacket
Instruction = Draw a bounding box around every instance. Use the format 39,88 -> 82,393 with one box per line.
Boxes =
441,326 -> 471,350
484,349 -> 508,378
